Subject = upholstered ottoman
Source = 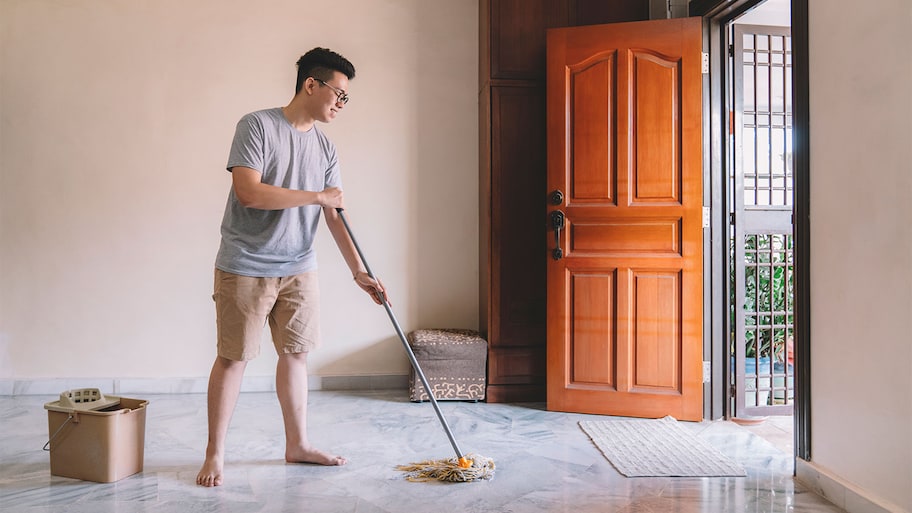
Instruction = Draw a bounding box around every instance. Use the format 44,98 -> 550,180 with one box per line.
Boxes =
407,329 -> 487,402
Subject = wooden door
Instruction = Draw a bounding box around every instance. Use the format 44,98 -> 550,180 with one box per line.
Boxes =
546,17 -> 704,421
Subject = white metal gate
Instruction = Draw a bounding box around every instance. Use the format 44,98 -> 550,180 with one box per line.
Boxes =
730,24 -> 795,417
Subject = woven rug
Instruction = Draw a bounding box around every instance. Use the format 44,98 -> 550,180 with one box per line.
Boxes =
579,416 -> 746,477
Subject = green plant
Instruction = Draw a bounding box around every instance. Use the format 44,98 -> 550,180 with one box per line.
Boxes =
731,234 -> 794,361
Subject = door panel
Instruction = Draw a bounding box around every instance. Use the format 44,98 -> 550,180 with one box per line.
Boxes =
547,17 -> 703,420
487,84 -> 548,400
571,219 -> 680,254
491,84 -> 547,352
631,270 -> 681,391
633,52 -> 681,202
570,271 -> 616,385
570,52 -> 617,202
490,0 -> 569,80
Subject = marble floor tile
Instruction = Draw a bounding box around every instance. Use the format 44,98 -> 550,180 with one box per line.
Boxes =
739,415 -> 796,455
0,390 -> 844,513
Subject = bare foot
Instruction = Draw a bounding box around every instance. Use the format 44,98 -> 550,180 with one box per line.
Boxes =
286,445 -> 347,466
196,455 -> 224,487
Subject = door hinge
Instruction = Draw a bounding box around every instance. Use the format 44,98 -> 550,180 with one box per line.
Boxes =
701,52 -> 709,74
729,44 -> 734,57
730,212 -> 736,225
702,206 -> 711,228
703,361 -> 711,383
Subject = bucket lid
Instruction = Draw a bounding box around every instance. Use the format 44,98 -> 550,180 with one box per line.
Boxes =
44,388 -> 121,413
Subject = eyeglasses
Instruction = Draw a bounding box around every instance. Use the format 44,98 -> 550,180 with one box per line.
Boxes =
314,78 -> 350,105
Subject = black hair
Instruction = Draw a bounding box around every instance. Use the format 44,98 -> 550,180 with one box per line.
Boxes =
295,47 -> 356,94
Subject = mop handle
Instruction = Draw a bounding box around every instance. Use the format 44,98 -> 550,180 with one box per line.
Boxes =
335,208 -> 466,463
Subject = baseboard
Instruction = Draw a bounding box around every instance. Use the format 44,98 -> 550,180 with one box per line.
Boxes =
485,383 -> 546,403
795,458 -> 906,513
0,375 -> 408,396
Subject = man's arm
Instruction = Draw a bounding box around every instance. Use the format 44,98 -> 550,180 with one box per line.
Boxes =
324,207 -> 388,305
231,166 -> 343,210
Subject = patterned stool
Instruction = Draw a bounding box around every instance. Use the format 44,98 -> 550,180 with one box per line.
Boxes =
407,329 -> 487,402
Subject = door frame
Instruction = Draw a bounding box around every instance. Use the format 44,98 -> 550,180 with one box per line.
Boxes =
690,0 -> 810,460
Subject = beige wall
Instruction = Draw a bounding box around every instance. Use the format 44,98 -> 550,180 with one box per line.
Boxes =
0,0 -> 479,382
807,0 -> 912,510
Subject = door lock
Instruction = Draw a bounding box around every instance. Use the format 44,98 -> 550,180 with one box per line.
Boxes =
549,189 -> 564,205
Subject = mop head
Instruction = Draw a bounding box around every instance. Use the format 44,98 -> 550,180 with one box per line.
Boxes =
396,453 -> 495,482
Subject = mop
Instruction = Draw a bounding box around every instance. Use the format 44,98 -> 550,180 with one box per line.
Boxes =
335,208 -> 495,483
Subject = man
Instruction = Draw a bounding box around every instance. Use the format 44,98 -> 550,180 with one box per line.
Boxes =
197,47 -> 385,487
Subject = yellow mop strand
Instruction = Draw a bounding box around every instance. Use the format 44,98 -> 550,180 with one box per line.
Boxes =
396,453 -> 495,482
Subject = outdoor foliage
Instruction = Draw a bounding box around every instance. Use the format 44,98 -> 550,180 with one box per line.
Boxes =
732,234 -> 794,361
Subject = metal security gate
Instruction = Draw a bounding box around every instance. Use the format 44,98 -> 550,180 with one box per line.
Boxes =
730,24 -> 795,417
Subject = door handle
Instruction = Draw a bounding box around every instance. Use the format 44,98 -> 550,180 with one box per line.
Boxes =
551,210 -> 565,260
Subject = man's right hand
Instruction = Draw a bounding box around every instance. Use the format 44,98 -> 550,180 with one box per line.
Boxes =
319,187 -> 344,208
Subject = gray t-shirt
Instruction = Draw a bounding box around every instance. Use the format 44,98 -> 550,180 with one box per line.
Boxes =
215,108 -> 342,277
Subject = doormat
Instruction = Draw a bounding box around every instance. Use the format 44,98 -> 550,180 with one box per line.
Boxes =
579,416 -> 746,477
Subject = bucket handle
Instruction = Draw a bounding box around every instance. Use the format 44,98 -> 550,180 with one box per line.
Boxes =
43,412 -> 78,451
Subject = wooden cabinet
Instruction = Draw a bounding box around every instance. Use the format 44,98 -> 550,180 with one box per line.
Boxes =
479,0 -> 651,402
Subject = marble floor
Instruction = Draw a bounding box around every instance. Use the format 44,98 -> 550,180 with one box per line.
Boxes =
0,390 -> 845,513
739,415 -> 795,456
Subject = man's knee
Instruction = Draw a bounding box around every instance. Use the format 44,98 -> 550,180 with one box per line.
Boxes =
279,352 -> 309,363
215,355 -> 248,371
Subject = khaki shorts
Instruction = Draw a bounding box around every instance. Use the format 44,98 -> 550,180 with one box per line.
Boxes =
213,269 -> 321,361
